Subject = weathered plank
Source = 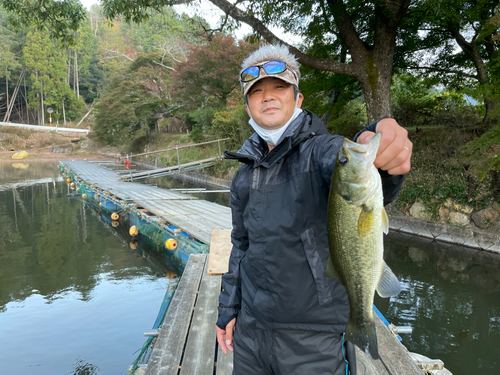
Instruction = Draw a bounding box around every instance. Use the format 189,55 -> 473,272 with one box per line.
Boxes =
145,254 -> 206,375
179,259 -> 221,375
216,346 -> 234,375
207,229 -> 233,275
354,313 -> 423,374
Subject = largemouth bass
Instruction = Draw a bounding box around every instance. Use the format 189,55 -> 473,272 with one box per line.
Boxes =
325,132 -> 401,360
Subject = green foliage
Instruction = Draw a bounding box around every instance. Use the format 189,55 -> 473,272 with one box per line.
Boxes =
188,107 -> 218,143
1,0 -> 86,46
460,125 -> 500,181
325,99 -> 366,138
23,29 -> 84,122
391,74 -> 482,128
211,98 -> 253,150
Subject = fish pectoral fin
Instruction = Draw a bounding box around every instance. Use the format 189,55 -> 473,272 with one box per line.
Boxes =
382,206 -> 389,234
376,261 -> 401,298
324,257 -> 339,279
357,207 -> 374,237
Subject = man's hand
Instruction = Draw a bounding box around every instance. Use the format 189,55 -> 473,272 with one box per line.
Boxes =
357,118 -> 412,175
216,318 -> 236,354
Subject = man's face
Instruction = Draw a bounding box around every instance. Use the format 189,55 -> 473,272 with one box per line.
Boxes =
246,77 -> 303,130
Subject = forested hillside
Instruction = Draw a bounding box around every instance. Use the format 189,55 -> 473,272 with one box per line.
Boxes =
0,1 -> 499,208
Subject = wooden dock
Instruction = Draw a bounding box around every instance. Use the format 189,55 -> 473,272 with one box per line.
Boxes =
61,161 -> 232,244
138,254 -> 426,375
62,160 -> 444,375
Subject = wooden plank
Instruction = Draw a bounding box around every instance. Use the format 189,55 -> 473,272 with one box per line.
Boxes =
179,260 -> 222,375
354,313 -> 423,374
145,254 -> 206,375
216,346 -> 234,375
207,229 -> 233,275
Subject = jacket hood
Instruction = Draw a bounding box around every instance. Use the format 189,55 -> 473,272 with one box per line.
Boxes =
225,110 -> 329,168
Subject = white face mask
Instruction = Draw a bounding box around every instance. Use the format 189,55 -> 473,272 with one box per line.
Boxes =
247,98 -> 303,147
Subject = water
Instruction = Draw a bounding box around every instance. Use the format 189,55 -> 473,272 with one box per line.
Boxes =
376,232 -> 500,375
2,162 -> 498,374
0,162 -> 177,374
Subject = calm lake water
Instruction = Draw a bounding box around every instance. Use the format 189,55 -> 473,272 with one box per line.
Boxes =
377,232 -> 500,375
0,162 -> 178,374
1,162 -> 498,374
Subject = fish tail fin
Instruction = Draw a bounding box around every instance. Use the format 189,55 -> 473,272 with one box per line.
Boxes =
346,319 -> 379,360
376,261 -> 401,298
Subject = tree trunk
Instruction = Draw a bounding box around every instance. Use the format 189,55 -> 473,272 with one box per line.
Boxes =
5,68 -> 9,113
62,100 -> 66,125
450,27 -> 499,128
3,68 -> 25,122
74,50 -> 79,99
24,75 -> 29,124
67,57 -> 71,86
40,78 -> 44,125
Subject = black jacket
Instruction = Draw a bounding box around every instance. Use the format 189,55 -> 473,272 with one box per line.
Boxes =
218,110 -> 405,332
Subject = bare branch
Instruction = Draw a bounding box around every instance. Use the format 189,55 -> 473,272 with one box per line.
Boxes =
103,48 -> 134,61
152,59 -> 176,71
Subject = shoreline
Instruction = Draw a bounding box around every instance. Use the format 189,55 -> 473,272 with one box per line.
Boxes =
176,170 -> 500,254
0,150 -> 110,164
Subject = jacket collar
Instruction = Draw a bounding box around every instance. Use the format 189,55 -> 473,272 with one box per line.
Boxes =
225,110 -> 329,168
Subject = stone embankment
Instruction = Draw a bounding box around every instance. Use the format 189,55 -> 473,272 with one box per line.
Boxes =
178,171 -> 500,254
387,200 -> 500,254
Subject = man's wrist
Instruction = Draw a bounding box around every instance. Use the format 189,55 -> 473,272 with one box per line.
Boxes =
216,314 -> 237,330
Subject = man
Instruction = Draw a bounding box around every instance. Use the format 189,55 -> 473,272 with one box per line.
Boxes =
215,44 -> 412,374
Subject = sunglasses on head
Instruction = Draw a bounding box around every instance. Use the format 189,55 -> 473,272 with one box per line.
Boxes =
240,60 -> 296,83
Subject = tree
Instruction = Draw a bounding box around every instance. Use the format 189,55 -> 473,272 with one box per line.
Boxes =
0,8 -> 21,118
1,0 -> 85,46
400,0 -> 500,128
1,0 -> 414,123
23,29 -> 83,125
93,51 -> 181,145
173,33 -> 257,111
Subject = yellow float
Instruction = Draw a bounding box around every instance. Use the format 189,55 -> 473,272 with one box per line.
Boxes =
82,193 -> 87,200
129,240 -> 139,250
111,212 -> 119,220
129,225 -> 139,237
165,238 -> 178,250
66,178 -> 71,183
165,269 -> 177,279
12,151 -> 29,159
111,221 -> 119,227
70,182 -> 75,189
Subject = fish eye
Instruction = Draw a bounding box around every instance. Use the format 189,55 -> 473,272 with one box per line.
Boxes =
339,156 -> 348,166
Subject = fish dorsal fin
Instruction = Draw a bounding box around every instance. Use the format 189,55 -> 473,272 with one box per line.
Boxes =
357,205 -> 374,237
324,256 -> 339,279
382,206 -> 389,235
376,261 -> 401,298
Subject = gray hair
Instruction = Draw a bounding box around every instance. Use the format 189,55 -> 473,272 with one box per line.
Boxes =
240,44 -> 301,95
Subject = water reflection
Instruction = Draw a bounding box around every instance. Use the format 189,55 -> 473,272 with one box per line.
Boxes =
0,163 -> 176,374
377,232 -> 500,375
